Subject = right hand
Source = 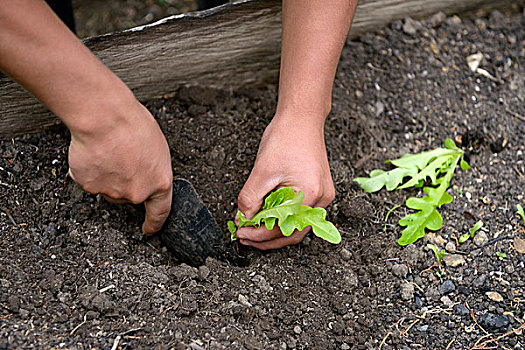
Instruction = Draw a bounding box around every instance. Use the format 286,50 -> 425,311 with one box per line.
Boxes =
67,100 -> 173,234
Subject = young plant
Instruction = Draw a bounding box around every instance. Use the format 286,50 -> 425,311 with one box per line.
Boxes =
354,138 -> 469,245
228,187 -> 341,244
495,252 -> 507,260
427,244 -> 448,265
517,204 -> 525,225
459,220 -> 483,244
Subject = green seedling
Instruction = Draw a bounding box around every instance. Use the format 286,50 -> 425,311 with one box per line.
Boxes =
383,204 -> 401,231
228,187 -> 341,244
459,220 -> 483,244
427,244 -> 448,265
496,252 -> 507,260
517,204 -> 525,225
354,138 -> 469,245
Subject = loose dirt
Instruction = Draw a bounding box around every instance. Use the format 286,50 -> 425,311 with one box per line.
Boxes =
1,9 -> 524,350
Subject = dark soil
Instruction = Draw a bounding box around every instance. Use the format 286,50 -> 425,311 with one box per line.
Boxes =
1,9 -> 525,350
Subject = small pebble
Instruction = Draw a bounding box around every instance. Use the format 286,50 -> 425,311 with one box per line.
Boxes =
480,313 -> 509,330
439,280 -> 456,295
440,295 -> 454,308
293,326 -> 302,335
391,263 -> 408,278
417,325 -> 429,332
514,237 -> 525,254
443,254 -> 466,267
238,294 -> 252,308
486,291 -> 503,302
453,304 -> 469,316
340,248 -> 352,261
473,274 -> 487,289
474,232 -> 489,246
445,241 -> 456,253
400,282 -> 415,301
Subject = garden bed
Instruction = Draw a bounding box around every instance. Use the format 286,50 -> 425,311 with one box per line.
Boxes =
1,9 -> 524,350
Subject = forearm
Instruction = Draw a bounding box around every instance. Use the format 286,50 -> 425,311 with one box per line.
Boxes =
0,0 -> 134,137
277,0 -> 358,127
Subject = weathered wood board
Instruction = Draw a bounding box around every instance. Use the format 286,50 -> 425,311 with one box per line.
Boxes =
0,0 -> 520,136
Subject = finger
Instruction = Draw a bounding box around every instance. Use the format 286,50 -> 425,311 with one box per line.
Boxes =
237,225 -> 282,242
142,185 -> 173,235
240,228 -> 310,250
67,168 -> 76,181
237,168 -> 280,219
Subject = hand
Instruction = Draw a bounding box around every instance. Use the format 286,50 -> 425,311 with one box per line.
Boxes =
236,113 -> 335,250
67,99 -> 173,234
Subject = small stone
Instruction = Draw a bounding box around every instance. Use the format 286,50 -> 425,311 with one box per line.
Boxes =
453,304 -> 469,316
341,344 -> 350,350
425,287 -> 440,302
198,266 -> 210,281
426,232 -> 446,246
445,242 -> 456,253
400,282 -> 415,301
474,232 -> 489,246
391,263 -> 408,278
439,280 -> 456,295
443,254 -> 466,267
293,326 -> 302,335
355,90 -> 364,99
480,313 -> 509,330
415,296 -> 423,308
403,17 -> 421,35
19,309 -> 30,318
440,296 -> 454,308
426,11 -> 446,27
417,325 -> 429,332
457,286 -> 471,296
7,295 -> 19,312
340,248 -> 352,261
486,291 -> 504,302
446,15 -> 462,26
238,294 -> 252,308
473,274 -> 487,289
514,237 -> 525,254
287,337 -> 297,349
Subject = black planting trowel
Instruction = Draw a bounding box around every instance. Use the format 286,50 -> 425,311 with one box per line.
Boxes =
158,178 -> 224,266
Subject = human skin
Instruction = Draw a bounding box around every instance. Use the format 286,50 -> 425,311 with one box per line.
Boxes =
236,0 -> 358,249
0,0 -> 357,248
0,0 -> 173,234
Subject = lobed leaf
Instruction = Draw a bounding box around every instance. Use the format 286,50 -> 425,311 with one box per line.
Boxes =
279,206 -> 341,244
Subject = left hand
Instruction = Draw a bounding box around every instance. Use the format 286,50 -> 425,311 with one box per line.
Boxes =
236,113 -> 335,250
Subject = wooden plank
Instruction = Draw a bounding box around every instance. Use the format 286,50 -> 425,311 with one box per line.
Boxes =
0,0 -> 519,136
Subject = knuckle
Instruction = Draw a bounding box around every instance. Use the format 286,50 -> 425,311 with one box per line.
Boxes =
237,190 -> 258,212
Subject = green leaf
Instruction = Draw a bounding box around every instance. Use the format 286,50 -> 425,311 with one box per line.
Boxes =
279,206 -> 341,244
228,221 -> 238,241
496,252 -> 507,260
517,204 -> 525,224
469,220 -> 483,237
444,138 -> 457,150
263,187 -> 296,210
354,167 -> 417,193
427,243 -> 448,265
398,176 -> 455,245
250,191 -> 304,227
459,233 -> 470,243
460,159 -> 470,171
227,187 -> 341,244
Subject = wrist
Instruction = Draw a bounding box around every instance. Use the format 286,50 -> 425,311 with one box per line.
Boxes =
65,85 -> 140,140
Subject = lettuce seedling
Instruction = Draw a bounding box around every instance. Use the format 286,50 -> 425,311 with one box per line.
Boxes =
517,204 -> 525,225
228,187 -> 341,244
427,244 -> 448,265
354,138 -> 469,245
459,220 -> 483,244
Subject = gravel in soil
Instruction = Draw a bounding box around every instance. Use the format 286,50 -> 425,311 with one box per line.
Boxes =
1,10 -> 525,350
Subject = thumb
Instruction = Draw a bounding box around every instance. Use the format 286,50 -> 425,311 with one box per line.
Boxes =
238,168 -> 280,219
142,187 -> 173,234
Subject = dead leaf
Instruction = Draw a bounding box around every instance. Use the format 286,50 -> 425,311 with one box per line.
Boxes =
514,237 -> 525,254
